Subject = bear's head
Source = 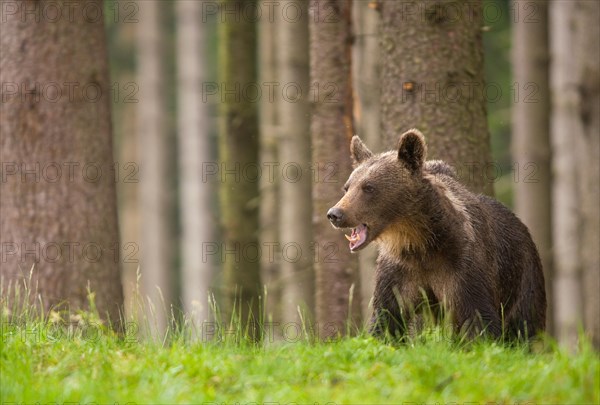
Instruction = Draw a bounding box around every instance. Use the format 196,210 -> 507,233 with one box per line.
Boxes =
327,129 -> 430,252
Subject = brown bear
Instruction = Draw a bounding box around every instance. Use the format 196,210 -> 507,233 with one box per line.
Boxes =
327,129 -> 546,340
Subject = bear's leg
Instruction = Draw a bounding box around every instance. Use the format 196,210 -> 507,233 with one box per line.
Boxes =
453,293 -> 502,339
505,281 -> 546,340
370,262 -> 420,338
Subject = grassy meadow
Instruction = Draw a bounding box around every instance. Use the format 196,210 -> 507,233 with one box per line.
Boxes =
1,295 -> 598,404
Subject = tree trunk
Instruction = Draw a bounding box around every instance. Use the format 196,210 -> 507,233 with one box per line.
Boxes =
218,0 -> 261,339
549,1 -> 583,349
176,0 -> 215,332
310,0 -> 362,339
0,0 -> 123,324
575,0 -> 600,350
352,0 -> 381,321
107,16 -> 139,322
550,0 -> 600,348
136,0 -> 172,334
258,0 -> 281,324
511,0 -> 553,334
277,0 -> 314,325
379,0 -> 493,195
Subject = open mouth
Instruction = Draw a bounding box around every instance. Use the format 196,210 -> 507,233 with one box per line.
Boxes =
345,224 -> 368,251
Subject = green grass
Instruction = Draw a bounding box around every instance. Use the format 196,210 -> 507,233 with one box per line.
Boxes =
1,278 -> 597,404
1,315 -> 598,404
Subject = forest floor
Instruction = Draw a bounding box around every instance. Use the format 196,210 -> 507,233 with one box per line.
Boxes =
1,313 -> 598,404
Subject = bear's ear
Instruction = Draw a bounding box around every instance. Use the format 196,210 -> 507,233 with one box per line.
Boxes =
398,129 -> 427,174
350,135 -> 373,167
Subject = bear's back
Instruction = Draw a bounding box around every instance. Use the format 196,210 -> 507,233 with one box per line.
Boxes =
424,166 -> 546,337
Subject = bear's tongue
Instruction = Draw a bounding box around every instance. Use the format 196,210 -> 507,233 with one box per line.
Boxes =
345,224 -> 368,251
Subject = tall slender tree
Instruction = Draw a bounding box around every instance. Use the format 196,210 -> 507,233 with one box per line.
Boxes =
0,0 -> 123,324
379,0 -> 494,195
218,0 -> 261,338
136,0 -> 172,333
176,0 -> 215,331
258,0 -> 281,322
310,0 -> 362,338
352,0 -> 381,319
107,7 -> 140,323
277,0 -> 314,324
550,0 -> 600,348
512,0 -> 552,333
575,0 -> 600,350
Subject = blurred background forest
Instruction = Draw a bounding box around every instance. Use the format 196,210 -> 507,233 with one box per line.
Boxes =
1,0 -> 598,347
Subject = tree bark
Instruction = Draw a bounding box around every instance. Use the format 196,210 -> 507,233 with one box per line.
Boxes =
352,0 -> 381,321
136,0 -> 172,334
0,0 -> 123,324
218,0 -> 261,339
277,0 -> 314,325
310,0 -> 362,339
379,0 -> 493,195
511,0 -> 553,334
176,0 -> 215,332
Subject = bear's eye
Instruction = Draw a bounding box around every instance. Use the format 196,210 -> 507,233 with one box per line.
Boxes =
342,185 -> 349,193
362,183 -> 375,194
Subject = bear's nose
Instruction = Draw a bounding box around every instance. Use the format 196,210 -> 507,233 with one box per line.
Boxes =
327,207 -> 344,225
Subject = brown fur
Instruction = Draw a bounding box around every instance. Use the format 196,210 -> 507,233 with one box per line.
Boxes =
327,129 -> 546,340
